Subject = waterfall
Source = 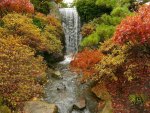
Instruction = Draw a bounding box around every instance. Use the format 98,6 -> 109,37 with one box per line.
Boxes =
59,8 -> 82,54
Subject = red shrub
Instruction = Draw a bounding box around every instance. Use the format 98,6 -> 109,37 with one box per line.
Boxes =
113,5 -> 150,44
0,0 -> 34,15
70,49 -> 103,82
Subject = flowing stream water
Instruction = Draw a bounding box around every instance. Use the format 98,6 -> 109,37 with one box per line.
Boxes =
44,8 -> 98,113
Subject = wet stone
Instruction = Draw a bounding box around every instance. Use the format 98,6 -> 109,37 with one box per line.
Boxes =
56,83 -> 66,90
73,97 -> 86,110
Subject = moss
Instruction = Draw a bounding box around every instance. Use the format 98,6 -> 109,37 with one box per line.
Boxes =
0,106 -> 11,113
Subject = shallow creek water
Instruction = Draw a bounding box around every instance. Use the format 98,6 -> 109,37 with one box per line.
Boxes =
44,55 -> 99,113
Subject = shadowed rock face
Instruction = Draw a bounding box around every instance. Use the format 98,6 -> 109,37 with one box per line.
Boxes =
23,101 -> 58,113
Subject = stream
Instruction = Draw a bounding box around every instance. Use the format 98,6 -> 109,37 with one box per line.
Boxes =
44,8 -> 99,113
44,55 -> 99,113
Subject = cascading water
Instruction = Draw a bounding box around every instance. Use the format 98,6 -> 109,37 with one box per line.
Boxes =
59,8 -> 82,54
45,8 -> 98,113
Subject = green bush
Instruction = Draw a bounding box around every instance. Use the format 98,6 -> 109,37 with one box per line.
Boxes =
80,32 -> 100,47
96,0 -> 132,8
80,24 -> 115,47
100,14 -> 121,26
111,7 -> 131,17
96,0 -> 116,8
76,0 -> 112,23
80,0 -> 132,48
129,94 -> 148,105
31,0 -> 53,15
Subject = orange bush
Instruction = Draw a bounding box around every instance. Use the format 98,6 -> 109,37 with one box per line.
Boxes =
0,0 -> 34,16
70,49 -> 103,82
113,5 -> 150,45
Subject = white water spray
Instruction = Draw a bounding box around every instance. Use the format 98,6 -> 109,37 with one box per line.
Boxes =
59,8 -> 82,54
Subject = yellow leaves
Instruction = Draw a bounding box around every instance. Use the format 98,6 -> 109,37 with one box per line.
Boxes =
0,12 -> 63,110
42,31 -> 62,53
0,36 -> 46,109
1,13 -> 63,53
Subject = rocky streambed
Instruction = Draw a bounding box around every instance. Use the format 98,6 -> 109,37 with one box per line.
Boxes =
44,56 -> 99,113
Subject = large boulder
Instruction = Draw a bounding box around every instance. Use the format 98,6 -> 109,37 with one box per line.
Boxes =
73,97 -> 86,110
92,83 -> 113,113
23,101 -> 58,113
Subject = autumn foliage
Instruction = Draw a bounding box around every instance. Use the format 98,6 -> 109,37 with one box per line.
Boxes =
0,0 -> 64,111
81,23 -> 96,38
0,36 -> 46,109
70,49 -> 103,82
1,13 -> 62,53
33,13 -> 63,39
71,5 -> 150,113
0,0 -> 34,16
113,5 -> 150,44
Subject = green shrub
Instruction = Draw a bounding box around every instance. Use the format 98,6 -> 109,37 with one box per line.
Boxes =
80,32 -> 100,47
111,7 -> 131,17
76,0 -> 112,23
96,0 -> 132,8
101,14 -> 122,26
96,0 -> 116,8
31,0 -> 53,15
81,24 -> 115,47
80,0 -> 132,48
96,24 -> 115,40
129,94 -> 148,105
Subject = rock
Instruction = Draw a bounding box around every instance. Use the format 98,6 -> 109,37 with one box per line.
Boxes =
56,83 -> 66,90
73,97 -> 86,110
52,70 -> 62,79
92,83 -> 113,113
47,69 -> 62,79
23,101 -> 58,113
92,82 -> 111,101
